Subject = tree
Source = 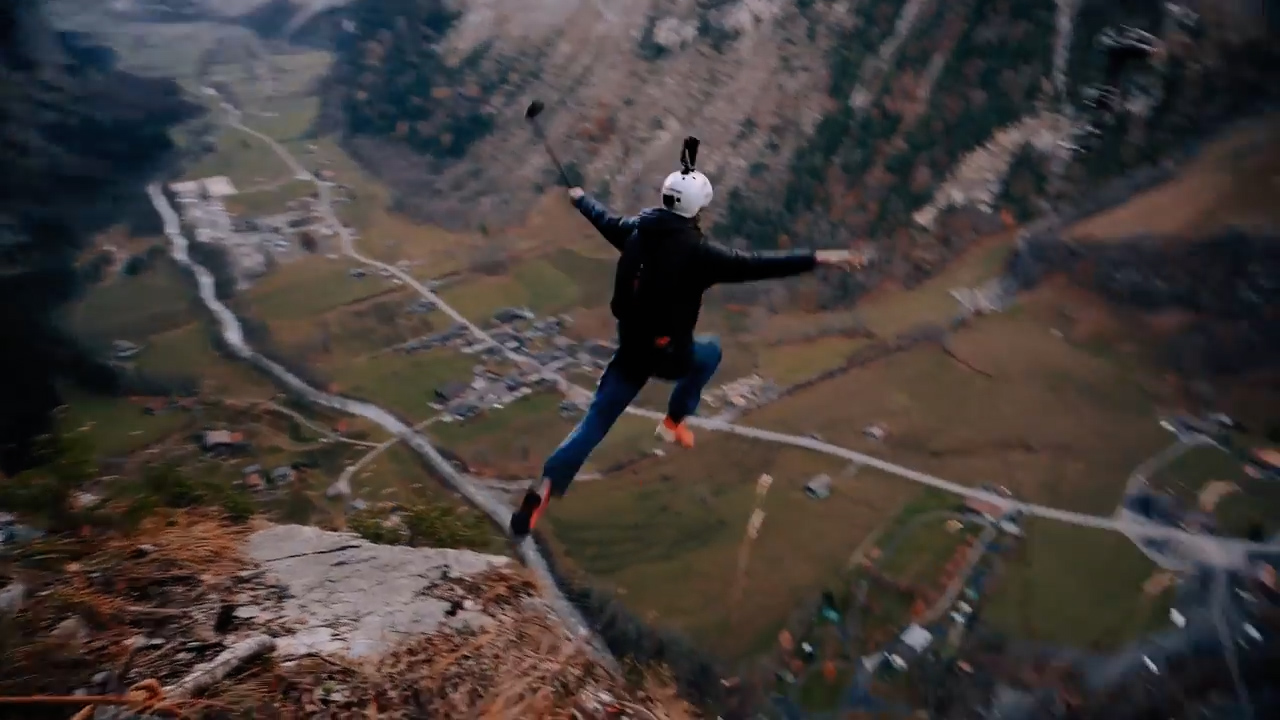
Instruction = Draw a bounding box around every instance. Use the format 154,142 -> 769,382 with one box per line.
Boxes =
0,426 -> 96,533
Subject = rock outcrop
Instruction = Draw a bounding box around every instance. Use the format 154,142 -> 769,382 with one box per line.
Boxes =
241,524 -> 514,658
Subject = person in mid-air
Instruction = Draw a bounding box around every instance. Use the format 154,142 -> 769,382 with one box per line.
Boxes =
510,137 -> 864,537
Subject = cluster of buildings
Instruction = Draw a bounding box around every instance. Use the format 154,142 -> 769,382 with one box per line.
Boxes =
432,368 -> 559,421
701,374 -> 779,412
198,428 -> 313,494
239,463 -> 299,492
392,307 -> 620,422
167,176 -> 334,288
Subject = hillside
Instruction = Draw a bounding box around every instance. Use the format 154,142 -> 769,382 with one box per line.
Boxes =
0,0 -> 200,474
312,0 -> 1279,299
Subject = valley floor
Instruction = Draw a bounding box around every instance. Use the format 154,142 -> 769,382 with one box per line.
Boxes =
60,29 -> 1280,685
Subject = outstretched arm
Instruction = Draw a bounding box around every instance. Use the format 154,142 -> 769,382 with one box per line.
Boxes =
700,241 -> 819,284
702,244 -> 865,285
570,188 -> 638,252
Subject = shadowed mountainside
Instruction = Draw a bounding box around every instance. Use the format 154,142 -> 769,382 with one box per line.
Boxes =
0,0 -> 201,474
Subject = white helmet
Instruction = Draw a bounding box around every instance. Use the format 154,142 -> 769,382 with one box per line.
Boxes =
661,169 -> 714,218
661,136 -> 714,218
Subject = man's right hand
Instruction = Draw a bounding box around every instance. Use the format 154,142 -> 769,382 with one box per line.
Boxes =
815,249 -> 866,271
568,187 -> 585,201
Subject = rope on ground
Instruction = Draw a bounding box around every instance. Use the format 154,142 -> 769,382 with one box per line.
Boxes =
0,679 -> 178,719
0,634 -> 274,720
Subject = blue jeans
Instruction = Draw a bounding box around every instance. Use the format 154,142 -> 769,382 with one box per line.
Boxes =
542,335 -> 722,496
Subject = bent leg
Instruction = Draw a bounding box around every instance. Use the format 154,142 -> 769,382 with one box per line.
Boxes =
667,335 -> 722,424
542,361 -> 645,496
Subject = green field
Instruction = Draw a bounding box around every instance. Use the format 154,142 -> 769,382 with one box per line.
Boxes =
539,284 -> 1183,659
1150,443 -> 1280,536
438,257 -> 588,322
756,337 -> 870,386
547,436 -> 915,658
982,521 -> 1171,648
544,248 -> 616,308
59,390 -> 194,458
71,258 -> 197,341
328,348 -> 475,422
225,179 -> 316,216
857,241 -> 1013,335
238,257 -> 395,321
244,97 -> 321,142
182,127 -> 295,188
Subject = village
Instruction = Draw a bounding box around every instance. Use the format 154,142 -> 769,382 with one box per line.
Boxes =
166,173 -> 353,288
368,303 -> 784,425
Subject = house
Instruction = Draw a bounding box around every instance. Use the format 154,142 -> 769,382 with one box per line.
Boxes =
202,430 -> 247,452
804,474 -> 832,500
863,424 -> 888,441
452,403 -> 480,419
492,307 -> 535,324
434,382 -> 468,404
965,484 -> 1014,519
559,399 -> 585,418
886,624 -> 934,671
270,467 -> 297,485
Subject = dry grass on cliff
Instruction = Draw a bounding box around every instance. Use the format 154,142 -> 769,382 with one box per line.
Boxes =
1,511 -> 698,719
242,573 -> 699,719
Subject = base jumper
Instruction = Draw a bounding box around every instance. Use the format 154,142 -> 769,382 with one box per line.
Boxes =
510,137 -> 863,537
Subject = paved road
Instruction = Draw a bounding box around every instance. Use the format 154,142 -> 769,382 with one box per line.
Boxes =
212,95 -> 1279,568
1113,437 -> 1229,571
326,417 -> 436,498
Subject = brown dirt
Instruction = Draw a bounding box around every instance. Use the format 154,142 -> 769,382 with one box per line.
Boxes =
1068,114 -> 1280,241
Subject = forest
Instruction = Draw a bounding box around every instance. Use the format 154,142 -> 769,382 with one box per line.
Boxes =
716,0 -> 1056,302
325,0 -> 497,161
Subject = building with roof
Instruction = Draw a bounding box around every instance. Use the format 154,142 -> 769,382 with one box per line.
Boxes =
805,474 -> 832,500
434,381 -> 468,404
202,176 -> 238,198
202,430 -> 248,453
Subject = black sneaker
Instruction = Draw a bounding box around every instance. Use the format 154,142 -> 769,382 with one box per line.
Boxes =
510,478 -> 552,537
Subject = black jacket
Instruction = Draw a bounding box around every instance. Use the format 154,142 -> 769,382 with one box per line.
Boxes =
573,193 -> 818,379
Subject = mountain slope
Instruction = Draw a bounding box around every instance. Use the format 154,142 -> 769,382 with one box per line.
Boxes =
0,0 -> 200,473
313,0 -> 1277,294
